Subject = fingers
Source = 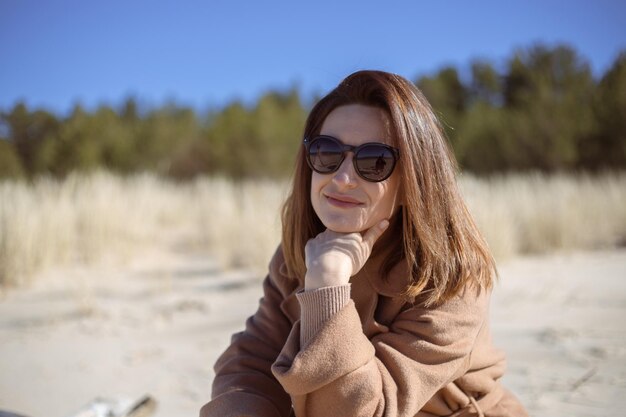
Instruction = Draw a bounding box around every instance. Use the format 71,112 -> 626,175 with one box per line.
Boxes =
305,221 -> 390,282
362,219 -> 390,251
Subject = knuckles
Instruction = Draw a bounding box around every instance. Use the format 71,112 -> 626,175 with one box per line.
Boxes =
305,229 -> 373,278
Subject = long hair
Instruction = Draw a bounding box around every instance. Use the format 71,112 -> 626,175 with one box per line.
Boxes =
281,70 -> 496,306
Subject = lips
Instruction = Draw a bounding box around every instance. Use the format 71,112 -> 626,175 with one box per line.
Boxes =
325,193 -> 363,208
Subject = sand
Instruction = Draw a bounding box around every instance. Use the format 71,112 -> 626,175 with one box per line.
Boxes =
1,247 -> 625,416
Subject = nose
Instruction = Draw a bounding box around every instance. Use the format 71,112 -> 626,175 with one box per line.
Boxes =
331,153 -> 358,188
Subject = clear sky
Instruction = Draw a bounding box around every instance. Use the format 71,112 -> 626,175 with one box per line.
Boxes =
1,0 -> 625,115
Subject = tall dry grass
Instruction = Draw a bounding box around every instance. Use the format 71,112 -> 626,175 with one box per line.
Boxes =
1,171 -> 625,286
459,172 -> 626,260
0,172 -> 288,286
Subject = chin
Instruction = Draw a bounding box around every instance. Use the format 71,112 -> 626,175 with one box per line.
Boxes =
325,224 -> 362,233
320,217 -> 367,234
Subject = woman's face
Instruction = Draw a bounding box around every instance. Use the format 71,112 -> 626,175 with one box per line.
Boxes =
310,104 -> 402,233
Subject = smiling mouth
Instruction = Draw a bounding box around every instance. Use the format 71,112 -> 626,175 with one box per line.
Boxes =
325,194 -> 363,208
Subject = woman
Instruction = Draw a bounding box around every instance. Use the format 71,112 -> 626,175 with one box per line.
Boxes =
200,70 -> 528,417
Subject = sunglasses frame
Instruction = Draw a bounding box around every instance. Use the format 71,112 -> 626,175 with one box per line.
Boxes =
303,135 -> 400,182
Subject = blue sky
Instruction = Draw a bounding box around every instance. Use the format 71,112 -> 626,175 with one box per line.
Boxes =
1,0 -> 625,114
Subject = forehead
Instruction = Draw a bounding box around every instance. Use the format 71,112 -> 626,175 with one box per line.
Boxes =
319,104 -> 392,145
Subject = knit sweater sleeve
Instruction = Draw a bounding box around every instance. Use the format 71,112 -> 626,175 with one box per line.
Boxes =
295,285 -> 351,347
271,285 -> 489,417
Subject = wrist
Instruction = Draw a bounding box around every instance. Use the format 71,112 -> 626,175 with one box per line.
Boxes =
304,270 -> 350,291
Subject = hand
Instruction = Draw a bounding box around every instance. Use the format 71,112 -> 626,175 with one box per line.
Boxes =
304,220 -> 390,290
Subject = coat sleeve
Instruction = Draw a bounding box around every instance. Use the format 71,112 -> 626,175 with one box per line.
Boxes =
270,286 -> 489,417
200,257 -> 296,417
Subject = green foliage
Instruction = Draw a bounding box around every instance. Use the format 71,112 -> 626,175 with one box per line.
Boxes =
0,140 -> 24,179
455,104 -> 514,173
138,105 -> 200,174
169,88 -> 306,179
469,60 -> 501,106
253,89 -> 307,176
420,44 -> 611,174
0,44 -> 624,180
503,45 -> 595,170
2,103 -> 60,175
582,52 -> 626,169
417,67 -> 467,142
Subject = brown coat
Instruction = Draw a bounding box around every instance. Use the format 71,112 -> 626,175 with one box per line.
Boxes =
200,246 -> 528,417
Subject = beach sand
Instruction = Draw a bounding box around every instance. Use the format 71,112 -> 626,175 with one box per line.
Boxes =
1,247 -> 625,416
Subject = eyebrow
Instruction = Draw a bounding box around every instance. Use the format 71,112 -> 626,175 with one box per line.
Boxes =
316,133 -> 390,145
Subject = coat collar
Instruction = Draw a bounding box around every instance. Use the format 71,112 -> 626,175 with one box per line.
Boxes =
356,251 -> 411,298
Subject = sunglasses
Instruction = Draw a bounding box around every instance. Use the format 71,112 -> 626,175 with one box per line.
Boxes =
303,135 -> 400,182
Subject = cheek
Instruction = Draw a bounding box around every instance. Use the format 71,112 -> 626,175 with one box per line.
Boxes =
309,173 -> 324,212
367,180 -> 400,217
310,174 -> 319,197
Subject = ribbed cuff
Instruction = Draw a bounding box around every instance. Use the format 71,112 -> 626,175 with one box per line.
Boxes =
296,284 -> 351,347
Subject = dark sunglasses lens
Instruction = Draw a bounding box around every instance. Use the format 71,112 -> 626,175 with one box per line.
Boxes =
308,137 -> 343,173
355,145 -> 396,181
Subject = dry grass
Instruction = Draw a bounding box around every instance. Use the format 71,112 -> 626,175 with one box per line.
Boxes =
0,172 -> 288,286
1,171 -> 625,286
460,172 -> 626,260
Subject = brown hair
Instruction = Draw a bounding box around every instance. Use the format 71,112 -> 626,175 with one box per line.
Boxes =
281,70 -> 496,306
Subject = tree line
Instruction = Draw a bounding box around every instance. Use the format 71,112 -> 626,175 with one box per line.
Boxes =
1,44 -> 624,180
